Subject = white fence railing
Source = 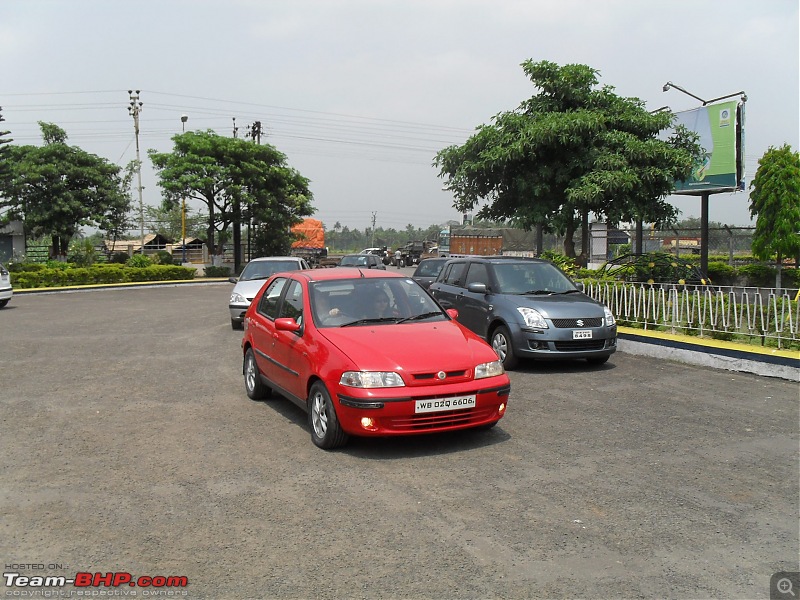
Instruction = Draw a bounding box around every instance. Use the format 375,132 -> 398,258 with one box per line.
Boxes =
580,281 -> 800,350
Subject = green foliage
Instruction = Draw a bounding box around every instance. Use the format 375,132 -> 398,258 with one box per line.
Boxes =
737,264 -> 777,287
434,60 -> 702,258
204,265 -> 231,278
68,239 -> 99,267
539,251 -> 578,276
109,252 -> 130,264
10,263 -> 195,288
126,254 -> 153,268
749,144 -> 800,261
153,250 -> 174,265
149,130 -> 313,257
0,122 -> 131,254
706,262 -> 736,285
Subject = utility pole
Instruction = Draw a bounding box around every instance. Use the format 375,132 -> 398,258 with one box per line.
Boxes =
128,90 -> 145,254
232,117 -> 238,139
370,212 -> 377,248
180,114 -> 188,264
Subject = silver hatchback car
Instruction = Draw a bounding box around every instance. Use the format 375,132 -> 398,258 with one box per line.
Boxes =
0,263 -> 12,308
228,257 -> 310,329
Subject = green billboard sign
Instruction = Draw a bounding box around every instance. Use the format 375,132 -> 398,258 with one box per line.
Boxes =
672,100 -> 745,195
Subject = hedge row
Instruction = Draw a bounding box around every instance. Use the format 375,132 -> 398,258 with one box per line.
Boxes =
10,264 -> 196,288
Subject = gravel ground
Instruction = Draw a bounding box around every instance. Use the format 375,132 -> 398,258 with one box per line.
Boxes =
1,282 -> 797,599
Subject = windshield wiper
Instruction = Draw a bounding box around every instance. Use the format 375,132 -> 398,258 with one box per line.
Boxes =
522,290 -> 554,295
557,289 -> 582,294
340,317 -> 402,327
396,312 -> 443,323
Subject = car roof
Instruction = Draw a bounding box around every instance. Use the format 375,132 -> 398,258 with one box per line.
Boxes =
449,256 -> 548,264
247,256 -> 303,262
298,268 -> 404,283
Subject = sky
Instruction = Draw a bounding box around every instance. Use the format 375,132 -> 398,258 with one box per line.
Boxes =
2,0 -> 798,236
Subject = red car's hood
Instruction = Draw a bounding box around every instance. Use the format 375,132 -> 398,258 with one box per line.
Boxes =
318,321 -> 497,372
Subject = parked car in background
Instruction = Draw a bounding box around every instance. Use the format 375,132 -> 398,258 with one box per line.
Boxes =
411,257 -> 449,290
338,254 -> 386,270
240,268 -> 510,449
429,256 -> 617,369
228,256 -> 310,329
0,263 -> 12,308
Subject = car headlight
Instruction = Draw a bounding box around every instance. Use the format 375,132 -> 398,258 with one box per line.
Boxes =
230,292 -> 247,304
475,360 -> 504,379
340,371 -> 406,388
604,305 -> 616,327
517,306 -> 548,329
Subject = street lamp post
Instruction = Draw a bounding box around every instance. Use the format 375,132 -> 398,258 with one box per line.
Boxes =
662,82 -> 747,276
128,90 -> 144,255
180,114 -> 188,264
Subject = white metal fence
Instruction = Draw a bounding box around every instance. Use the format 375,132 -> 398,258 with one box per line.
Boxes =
581,280 -> 800,350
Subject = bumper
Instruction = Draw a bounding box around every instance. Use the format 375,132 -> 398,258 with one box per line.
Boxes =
333,380 -> 510,437
229,303 -> 250,322
0,286 -> 12,302
513,325 -> 617,360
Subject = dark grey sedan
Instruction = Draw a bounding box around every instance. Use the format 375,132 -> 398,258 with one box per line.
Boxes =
428,256 -> 617,369
411,257 -> 449,290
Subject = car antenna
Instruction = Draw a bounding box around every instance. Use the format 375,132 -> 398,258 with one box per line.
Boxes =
359,269 -> 365,278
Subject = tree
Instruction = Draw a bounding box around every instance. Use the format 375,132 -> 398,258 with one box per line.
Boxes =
0,122 -> 132,258
0,107 -> 13,188
145,200 -> 205,242
434,60 -> 701,262
149,130 -> 313,260
748,144 -> 800,289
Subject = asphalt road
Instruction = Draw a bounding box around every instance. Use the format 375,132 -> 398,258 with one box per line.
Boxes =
1,282 -> 798,600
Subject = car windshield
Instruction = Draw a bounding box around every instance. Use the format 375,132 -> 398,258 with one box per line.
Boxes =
492,262 -> 576,294
239,260 -> 299,281
311,278 -> 446,327
415,260 -> 445,277
340,256 -> 370,267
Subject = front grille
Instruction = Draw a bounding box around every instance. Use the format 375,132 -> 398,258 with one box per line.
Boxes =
412,370 -> 467,382
551,317 -> 603,328
387,406 -> 497,431
554,340 -> 607,351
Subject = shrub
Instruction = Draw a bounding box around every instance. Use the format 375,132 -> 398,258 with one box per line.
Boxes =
737,264 -> 775,287
204,265 -> 231,278
706,262 -> 736,285
154,250 -> 174,265
126,254 -> 153,268
109,252 -> 130,264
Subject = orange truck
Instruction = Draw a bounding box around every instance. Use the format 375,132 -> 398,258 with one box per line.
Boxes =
290,218 -> 327,266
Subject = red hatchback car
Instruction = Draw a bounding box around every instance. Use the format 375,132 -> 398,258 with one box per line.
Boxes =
241,268 -> 511,449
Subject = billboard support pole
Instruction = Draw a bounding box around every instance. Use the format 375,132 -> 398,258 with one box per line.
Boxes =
701,192 -> 709,277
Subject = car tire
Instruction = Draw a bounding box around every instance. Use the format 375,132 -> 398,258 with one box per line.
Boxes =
308,381 -> 349,450
587,355 -> 610,366
244,347 -> 271,400
490,325 -> 519,370
231,318 -> 243,330
0,299 -> 8,308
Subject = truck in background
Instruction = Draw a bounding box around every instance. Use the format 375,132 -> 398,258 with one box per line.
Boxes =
290,218 -> 329,266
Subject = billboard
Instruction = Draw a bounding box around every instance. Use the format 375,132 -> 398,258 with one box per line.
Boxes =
671,100 -> 745,195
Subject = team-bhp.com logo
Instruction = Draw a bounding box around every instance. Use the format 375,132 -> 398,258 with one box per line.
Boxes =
4,571 -> 189,591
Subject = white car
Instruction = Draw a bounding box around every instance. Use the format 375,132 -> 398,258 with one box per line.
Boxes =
228,256 -> 310,329
0,263 -> 12,308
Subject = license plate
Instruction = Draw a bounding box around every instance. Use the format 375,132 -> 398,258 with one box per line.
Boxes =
415,395 -> 476,414
573,330 -> 592,339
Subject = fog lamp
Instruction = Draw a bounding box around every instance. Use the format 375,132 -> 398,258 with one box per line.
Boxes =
499,403 -> 506,414
360,417 -> 376,430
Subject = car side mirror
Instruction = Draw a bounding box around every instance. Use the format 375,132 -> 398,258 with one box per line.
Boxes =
446,308 -> 459,320
467,282 -> 487,294
275,317 -> 301,332
228,276 -> 238,284
575,282 -> 585,292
